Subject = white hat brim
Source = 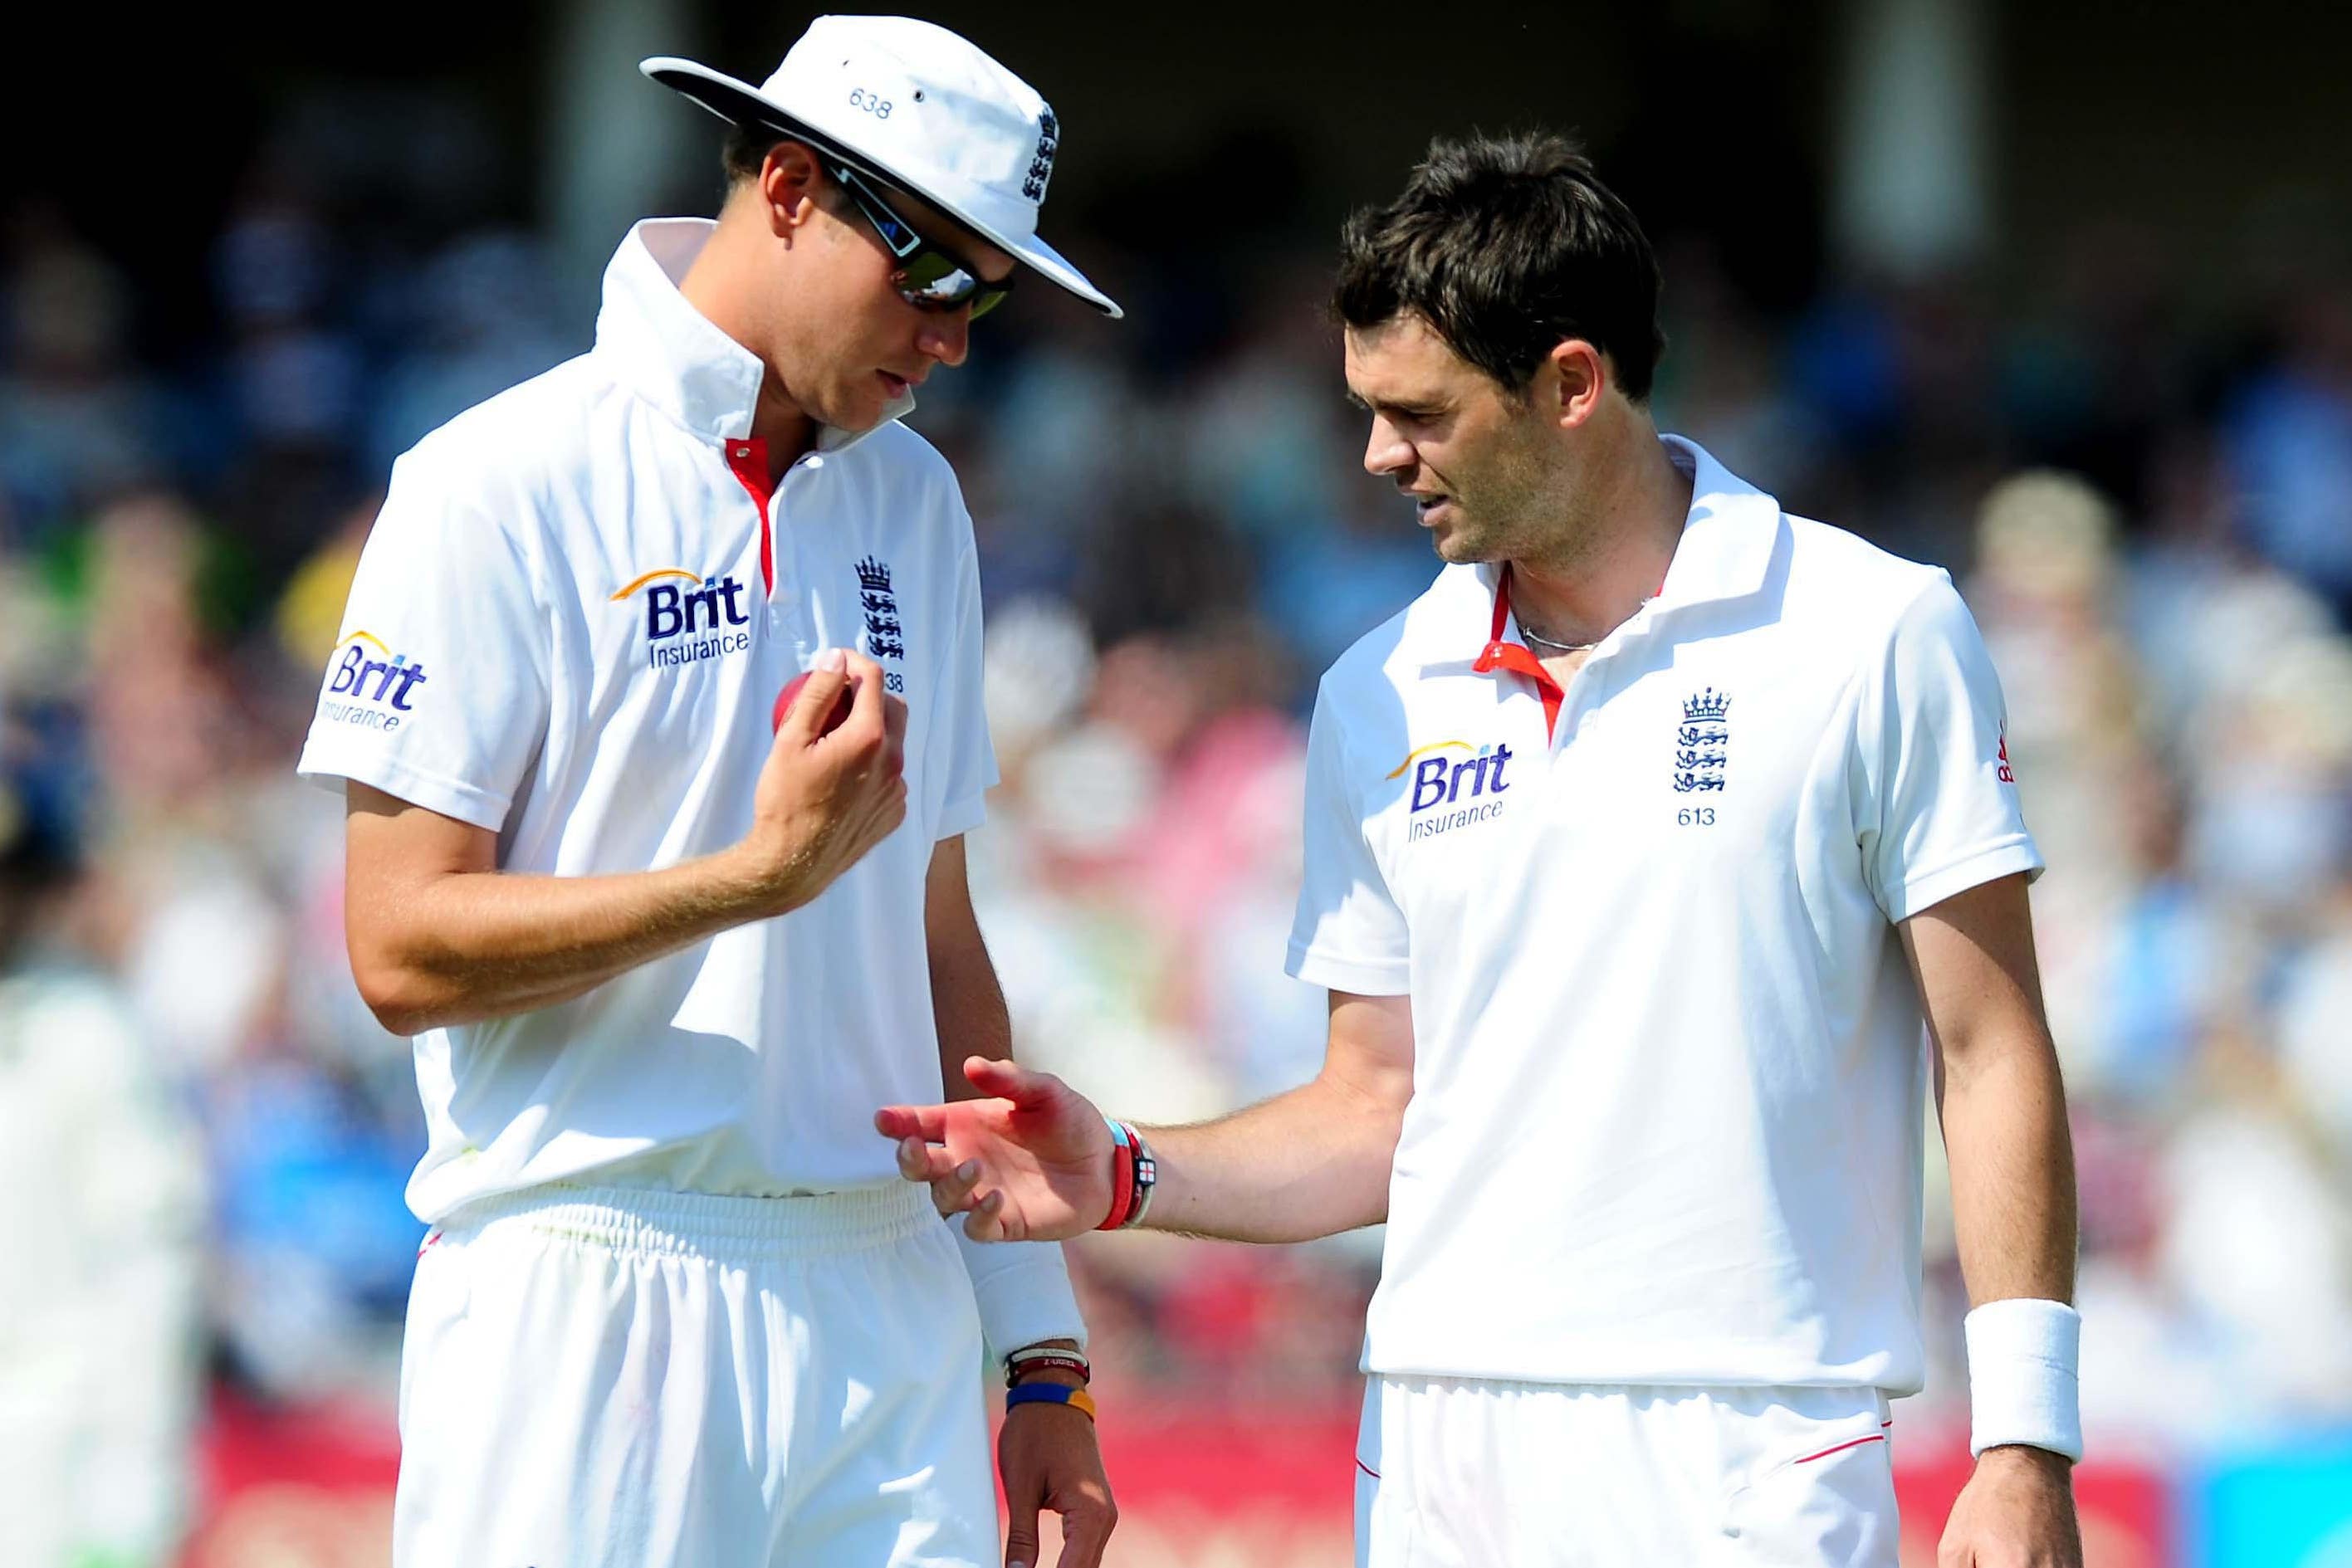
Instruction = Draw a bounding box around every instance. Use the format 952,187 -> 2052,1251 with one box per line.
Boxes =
641,56 -> 1122,320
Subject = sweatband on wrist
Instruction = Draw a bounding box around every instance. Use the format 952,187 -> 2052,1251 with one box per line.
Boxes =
947,1224 -> 1087,1362
1005,1382 -> 1097,1420
1963,1297 -> 2083,1462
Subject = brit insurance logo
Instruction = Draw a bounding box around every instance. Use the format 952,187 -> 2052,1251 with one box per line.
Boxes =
320,631 -> 427,732
1672,686 -> 1730,793
1388,738 -> 1518,843
610,567 -> 751,671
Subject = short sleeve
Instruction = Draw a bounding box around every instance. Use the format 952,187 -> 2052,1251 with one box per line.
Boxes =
1285,681 -> 1411,994
1851,573 -> 2043,922
927,518 -> 998,841
295,454 -> 551,832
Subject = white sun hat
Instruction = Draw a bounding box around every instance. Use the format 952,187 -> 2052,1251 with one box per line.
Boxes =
643,15 -> 1122,318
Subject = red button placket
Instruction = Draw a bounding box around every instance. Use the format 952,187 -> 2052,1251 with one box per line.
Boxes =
723,437 -> 776,596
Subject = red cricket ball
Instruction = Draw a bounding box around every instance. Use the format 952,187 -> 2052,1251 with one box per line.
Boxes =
774,668 -> 856,735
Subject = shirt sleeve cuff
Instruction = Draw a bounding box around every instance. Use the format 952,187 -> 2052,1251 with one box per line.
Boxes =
1285,939 -> 1410,995
1884,838 -> 2045,924
935,790 -> 989,842
296,746 -> 513,833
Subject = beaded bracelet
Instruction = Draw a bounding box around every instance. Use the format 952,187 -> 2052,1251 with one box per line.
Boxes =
1006,1382 -> 1097,1421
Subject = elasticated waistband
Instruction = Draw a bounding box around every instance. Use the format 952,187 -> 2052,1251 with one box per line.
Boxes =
443,1180 -> 936,1261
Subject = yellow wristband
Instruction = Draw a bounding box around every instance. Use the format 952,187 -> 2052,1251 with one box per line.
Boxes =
1005,1382 -> 1097,1421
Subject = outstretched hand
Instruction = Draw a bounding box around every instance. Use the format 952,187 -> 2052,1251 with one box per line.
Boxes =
874,1058 -> 1117,1241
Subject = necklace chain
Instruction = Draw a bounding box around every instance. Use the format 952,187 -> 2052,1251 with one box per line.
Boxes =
1519,623 -> 1599,655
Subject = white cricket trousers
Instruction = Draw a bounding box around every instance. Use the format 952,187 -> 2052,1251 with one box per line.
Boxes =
392,1180 -> 996,1568
1356,1375 -> 1899,1567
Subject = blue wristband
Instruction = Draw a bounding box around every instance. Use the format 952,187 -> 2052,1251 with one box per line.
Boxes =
1006,1381 -> 1097,1419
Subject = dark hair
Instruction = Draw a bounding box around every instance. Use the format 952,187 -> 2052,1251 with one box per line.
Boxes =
722,120 -> 790,186
1333,131 -> 1665,402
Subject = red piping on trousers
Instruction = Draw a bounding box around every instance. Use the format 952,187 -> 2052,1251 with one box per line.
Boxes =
1792,1434 -> 1887,1465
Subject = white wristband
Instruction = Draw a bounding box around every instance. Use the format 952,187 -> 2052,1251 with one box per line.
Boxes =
1963,1297 -> 2083,1462
948,1223 -> 1087,1362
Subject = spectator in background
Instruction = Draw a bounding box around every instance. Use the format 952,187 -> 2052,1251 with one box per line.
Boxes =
0,725 -> 207,1568
0,208 -> 175,540
2227,271 -> 2352,618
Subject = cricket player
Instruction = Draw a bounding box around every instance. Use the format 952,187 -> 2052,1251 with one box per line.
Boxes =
881,133 -> 2084,1567
298,17 -> 1120,1566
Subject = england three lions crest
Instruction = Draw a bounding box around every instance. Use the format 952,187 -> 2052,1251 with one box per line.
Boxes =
856,555 -> 904,662
1673,686 -> 1730,793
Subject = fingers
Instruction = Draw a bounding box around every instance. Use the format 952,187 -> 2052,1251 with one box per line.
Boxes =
776,647 -> 849,743
840,650 -> 887,737
829,652 -> 907,788
894,1138 -> 984,1218
930,1165 -> 982,1216
1054,1486 -> 1117,1568
890,1132 -> 963,1183
881,690 -> 908,778
872,1104 -> 951,1142
1004,1489 -> 1042,1568
962,1188 -> 1016,1241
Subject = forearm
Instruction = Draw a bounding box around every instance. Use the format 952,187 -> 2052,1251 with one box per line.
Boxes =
1138,1071 -> 1401,1243
923,844 -> 1093,1362
1941,1037 -> 2078,1306
353,847 -> 775,1033
929,926 -> 1014,1101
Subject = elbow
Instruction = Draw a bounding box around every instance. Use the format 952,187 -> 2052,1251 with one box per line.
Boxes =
349,945 -> 460,1037
1321,1067 -> 1410,1165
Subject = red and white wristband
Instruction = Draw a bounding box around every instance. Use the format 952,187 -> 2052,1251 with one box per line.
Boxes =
1097,1119 -> 1157,1231
1005,1345 -> 1091,1386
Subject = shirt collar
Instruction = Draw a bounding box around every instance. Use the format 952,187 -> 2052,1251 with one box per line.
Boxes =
1470,433 -> 1782,628
1650,434 -> 1782,609
1460,436 -> 1782,737
591,217 -> 917,454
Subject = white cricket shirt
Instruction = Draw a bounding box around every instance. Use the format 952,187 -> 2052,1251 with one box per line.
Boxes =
298,219 -> 996,1222
1288,437 -> 2041,1395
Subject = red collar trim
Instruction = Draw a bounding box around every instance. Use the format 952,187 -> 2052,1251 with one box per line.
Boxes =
724,437 -> 776,594
1472,565 -> 1565,740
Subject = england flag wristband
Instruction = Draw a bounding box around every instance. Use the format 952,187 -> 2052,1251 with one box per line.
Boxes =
1963,1297 -> 2083,1463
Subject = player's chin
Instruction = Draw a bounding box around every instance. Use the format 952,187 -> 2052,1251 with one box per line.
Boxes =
1430,525 -> 1491,564
821,383 -> 892,437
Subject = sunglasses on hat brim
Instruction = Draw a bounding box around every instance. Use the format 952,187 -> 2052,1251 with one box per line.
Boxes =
829,162 -> 1015,320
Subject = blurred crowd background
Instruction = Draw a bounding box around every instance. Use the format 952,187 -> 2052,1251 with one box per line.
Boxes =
3,1 -> 2349,1564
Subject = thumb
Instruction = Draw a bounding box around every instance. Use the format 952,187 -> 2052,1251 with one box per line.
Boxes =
963,1056 -> 1062,1109
777,648 -> 849,741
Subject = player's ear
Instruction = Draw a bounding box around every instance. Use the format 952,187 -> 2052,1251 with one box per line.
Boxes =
758,142 -> 824,237
1546,339 -> 1606,430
